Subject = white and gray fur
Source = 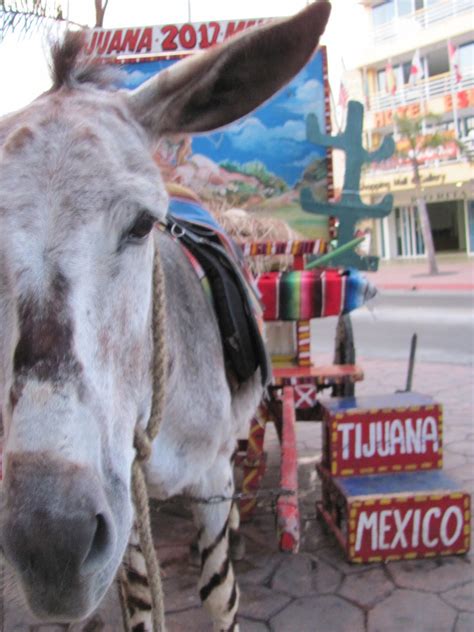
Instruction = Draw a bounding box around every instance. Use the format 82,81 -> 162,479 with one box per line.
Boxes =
0,3 -> 331,630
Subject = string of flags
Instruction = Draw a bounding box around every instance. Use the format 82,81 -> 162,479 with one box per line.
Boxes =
336,39 -> 463,111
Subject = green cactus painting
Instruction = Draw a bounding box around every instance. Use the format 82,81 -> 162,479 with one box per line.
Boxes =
300,100 -> 395,270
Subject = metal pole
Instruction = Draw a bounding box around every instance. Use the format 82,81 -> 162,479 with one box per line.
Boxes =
305,236 -> 365,269
405,333 -> 417,392
188,0 -> 192,22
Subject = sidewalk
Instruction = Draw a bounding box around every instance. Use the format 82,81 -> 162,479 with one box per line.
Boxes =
3,358 -> 472,631
159,358 -> 474,632
369,257 -> 474,292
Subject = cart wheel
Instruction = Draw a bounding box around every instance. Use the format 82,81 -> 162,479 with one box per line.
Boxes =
332,313 -> 355,398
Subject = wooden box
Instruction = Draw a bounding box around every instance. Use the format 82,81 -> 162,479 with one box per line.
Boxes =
317,466 -> 470,563
320,393 -> 443,477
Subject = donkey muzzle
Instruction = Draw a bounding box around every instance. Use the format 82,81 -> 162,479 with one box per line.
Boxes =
1,451 -> 116,619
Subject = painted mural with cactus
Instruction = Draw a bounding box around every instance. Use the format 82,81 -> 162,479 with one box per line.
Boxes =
119,49 -> 331,239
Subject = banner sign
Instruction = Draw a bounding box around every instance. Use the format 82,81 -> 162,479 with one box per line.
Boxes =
103,19 -> 332,240
84,19 -> 266,59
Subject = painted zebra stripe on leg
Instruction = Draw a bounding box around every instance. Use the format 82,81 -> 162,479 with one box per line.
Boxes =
121,525 -> 153,631
200,555 -> 231,602
227,613 -> 239,632
198,519 -> 239,631
201,518 -> 229,569
227,580 -> 238,612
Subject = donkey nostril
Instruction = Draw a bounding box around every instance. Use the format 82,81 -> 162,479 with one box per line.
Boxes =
82,513 -> 113,574
93,513 -> 108,550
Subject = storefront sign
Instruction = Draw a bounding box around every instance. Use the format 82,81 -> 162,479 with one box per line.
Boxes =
361,169 -> 454,195
374,88 -> 474,129
374,103 -> 421,128
84,19 -> 265,58
444,88 -> 474,112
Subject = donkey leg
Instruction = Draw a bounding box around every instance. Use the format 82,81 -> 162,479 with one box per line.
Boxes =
190,456 -> 239,632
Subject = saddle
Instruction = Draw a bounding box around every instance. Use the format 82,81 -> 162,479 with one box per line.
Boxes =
165,195 -> 270,387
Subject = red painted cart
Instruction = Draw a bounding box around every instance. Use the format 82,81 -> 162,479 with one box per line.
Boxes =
237,239 -> 375,552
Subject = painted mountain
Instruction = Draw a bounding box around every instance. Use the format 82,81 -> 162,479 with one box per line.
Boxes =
120,50 -> 329,239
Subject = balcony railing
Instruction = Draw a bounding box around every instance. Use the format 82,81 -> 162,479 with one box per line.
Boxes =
373,0 -> 473,44
369,68 -> 474,112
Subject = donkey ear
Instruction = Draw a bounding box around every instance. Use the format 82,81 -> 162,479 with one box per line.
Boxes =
126,1 -> 331,137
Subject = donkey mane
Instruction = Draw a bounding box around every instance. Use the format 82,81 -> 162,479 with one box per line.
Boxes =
50,30 -> 118,91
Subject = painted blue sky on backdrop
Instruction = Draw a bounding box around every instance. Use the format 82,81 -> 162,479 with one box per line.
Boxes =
120,51 -> 326,186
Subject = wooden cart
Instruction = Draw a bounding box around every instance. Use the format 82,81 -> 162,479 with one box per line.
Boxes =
237,238 -> 375,552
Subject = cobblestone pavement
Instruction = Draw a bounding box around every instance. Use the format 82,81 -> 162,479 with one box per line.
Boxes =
2,358 -> 473,631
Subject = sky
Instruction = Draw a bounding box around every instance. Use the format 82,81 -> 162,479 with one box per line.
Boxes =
0,1 -> 363,118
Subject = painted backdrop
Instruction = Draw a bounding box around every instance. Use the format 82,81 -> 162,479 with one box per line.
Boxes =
112,22 -> 330,238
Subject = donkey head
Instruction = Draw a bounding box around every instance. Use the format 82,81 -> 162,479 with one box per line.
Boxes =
0,2 -> 330,621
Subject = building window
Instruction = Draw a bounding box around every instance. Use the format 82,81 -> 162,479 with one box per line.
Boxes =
377,60 -> 417,90
459,116 -> 474,140
377,68 -> 387,92
373,0 -> 428,23
373,1 -> 395,26
400,61 -> 413,84
459,42 -> 474,74
398,0 -> 413,15
426,47 -> 449,77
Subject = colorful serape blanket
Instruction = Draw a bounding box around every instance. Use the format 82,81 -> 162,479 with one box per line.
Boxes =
241,239 -> 327,257
257,268 -> 377,321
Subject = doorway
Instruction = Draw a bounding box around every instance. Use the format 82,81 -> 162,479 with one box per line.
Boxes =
427,200 -> 462,252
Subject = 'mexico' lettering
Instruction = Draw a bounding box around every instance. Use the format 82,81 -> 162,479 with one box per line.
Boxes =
355,504 -> 463,552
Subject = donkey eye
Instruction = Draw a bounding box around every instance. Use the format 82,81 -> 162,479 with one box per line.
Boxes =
127,212 -> 156,243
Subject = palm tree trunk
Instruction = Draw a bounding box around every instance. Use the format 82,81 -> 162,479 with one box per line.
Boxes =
412,158 -> 439,275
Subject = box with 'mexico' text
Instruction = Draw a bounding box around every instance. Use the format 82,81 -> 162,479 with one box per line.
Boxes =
316,467 -> 470,563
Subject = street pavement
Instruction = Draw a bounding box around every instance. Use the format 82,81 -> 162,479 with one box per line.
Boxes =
3,357 -> 472,631
1,258 -> 473,631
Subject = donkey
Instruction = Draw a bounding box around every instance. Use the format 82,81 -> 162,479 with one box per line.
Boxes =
0,2 -> 331,630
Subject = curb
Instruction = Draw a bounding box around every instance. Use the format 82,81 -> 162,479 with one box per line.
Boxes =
376,283 -> 474,291
378,280 -> 474,292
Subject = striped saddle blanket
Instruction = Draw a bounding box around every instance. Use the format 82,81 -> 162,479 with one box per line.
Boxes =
257,268 -> 377,321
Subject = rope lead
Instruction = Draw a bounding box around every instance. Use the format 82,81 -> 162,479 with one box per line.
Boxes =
121,244 -> 168,632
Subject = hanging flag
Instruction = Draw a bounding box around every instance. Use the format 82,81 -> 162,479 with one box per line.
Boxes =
338,80 -> 349,109
409,49 -> 424,84
385,61 -> 397,95
447,40 -> 462,84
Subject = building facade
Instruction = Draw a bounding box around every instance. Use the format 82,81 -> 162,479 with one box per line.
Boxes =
340,0 -> 473,260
